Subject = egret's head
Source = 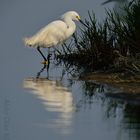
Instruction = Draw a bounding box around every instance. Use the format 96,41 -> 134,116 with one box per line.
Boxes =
61,11 -> 81,21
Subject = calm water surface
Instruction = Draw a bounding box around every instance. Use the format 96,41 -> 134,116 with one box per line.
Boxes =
0,0 -> 140,140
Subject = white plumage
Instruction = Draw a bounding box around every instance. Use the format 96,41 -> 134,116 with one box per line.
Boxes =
24,11 -> 80,63
24,11 -> 80,48
24,21 -> 69,48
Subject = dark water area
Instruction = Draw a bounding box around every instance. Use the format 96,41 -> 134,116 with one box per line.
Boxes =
0,0 -> 140,140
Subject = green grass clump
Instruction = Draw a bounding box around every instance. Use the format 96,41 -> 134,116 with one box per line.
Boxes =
55,0 -> 140,74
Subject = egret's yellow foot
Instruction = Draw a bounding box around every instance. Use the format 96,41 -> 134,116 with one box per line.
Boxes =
41,60 -> 48,65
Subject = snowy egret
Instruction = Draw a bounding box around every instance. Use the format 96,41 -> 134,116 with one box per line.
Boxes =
24,11 -> 81,64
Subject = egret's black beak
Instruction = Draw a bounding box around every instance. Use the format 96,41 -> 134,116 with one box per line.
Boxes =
79,19 -> 89,28
79,19 -> 83,23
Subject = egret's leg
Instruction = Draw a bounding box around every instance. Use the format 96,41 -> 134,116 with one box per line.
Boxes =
37,46 -> 48,64
37,46 -> 47,61
36,64 -> 47,78
46,48 -> 51,72
47,48 -> 51,60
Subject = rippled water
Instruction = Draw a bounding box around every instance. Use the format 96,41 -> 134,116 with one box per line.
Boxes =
0,0 -> 140,140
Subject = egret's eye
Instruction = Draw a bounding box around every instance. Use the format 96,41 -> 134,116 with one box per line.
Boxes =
76,15 -> 80,20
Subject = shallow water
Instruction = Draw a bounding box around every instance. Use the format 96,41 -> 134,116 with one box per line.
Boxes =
0,0 -> 140,140
1,61 -> 140,140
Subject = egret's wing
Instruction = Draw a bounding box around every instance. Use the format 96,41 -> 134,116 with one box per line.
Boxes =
25,20 -> 67,47
35,20 -> 68,47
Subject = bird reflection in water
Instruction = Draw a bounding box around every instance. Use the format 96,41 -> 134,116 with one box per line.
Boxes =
23,65 -> 75,134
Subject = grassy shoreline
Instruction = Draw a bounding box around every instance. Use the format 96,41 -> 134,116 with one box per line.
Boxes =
55,0 -> 140,83
54,1 -> 140,100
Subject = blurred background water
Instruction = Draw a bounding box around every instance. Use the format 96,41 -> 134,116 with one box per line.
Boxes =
0,0 -> 140,140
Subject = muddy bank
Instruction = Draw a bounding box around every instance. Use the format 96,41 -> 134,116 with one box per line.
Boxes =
80,72 -> 140,95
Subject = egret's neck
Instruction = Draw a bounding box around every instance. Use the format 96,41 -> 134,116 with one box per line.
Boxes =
63,17 -> 76,38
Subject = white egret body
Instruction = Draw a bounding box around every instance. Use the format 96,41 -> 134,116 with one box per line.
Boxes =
24,11 -> 80,63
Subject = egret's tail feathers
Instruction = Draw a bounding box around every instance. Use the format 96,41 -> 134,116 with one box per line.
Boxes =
23,37 -> 33,47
